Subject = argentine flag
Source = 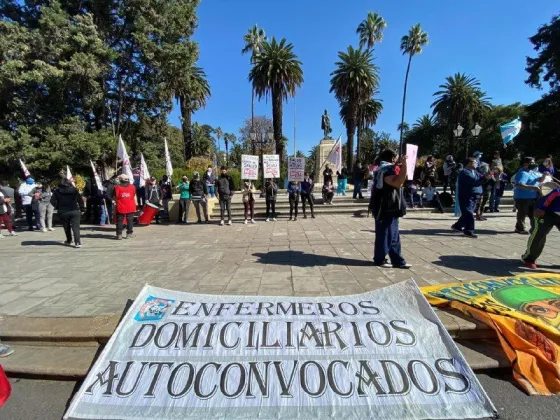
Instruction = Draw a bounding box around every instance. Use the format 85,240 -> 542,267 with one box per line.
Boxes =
500,117 -> 522,146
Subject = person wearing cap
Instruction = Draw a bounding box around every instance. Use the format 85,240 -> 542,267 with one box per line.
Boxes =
18,177 -> 37,231
216,166 -> 234,226
50,178 -> 85,248
521,185 -> 560,269
177,175 -> 191,224
473,151 -> 484,167
442,155 -> 456,194
492,286 -> 560,327
112,174 -> 136,239
189,172 -> 209,223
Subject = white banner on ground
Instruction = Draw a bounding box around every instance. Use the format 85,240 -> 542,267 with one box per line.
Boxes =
406,143 -> 419,181
241,155 -> 259,180
64,280 -> 496,420
287,157 -> 305,181
263,154 -> 280,179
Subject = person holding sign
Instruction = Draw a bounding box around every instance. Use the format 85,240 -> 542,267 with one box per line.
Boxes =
288,181 -> 301,221
241,180 -> 256,224
301,172 -> 315,219
217,166 -> 235,226
265,178 -> 278,222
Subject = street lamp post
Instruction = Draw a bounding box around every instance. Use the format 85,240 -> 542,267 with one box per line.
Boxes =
454,123 -> 482,158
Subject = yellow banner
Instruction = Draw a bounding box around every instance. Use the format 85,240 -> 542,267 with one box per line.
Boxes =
422,274 -> 560,395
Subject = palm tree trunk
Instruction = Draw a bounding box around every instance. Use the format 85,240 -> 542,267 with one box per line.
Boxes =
225,140 -> 229,166
272,89 -> 283,167
179,95 -> 192,160
251,88 -> 256,155
399,54 -> 413,155
346,117 -> 356,171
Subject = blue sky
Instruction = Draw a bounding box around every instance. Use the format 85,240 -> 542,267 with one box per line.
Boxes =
170,0 -> 558,155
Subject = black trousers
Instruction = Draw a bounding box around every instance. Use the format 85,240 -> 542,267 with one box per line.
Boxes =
266,200 -> 276,218
59,210 -> 81,244
522,213 -> 560,263
219,198 -> 231,221
289,197 -> 299,218
301,193 -> 314,216
23,204 -> 34,229
117,213 -> 134,235
515,199 -> 536,232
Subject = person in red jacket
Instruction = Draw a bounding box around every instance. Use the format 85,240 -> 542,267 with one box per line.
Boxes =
112,174 -> 137,240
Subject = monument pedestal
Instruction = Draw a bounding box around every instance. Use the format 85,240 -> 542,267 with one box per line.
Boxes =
314,138 -> 338,187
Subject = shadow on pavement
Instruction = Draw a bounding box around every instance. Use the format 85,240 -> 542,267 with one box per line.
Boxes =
433,256 -> 552,276
80,233 -> 115,240
252,250 -> 372,267
402,228 -> 514,236
20,241 -> 67,247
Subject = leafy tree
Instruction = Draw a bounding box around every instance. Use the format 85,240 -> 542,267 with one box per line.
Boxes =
356,12 -> 387,50
249,37 -> 303,166
405,115 -> 446,156
399,24 -> 428,152
340,94 -> 383,156
238,115 -> 274,155
190,123 -> 214,158
241,24 -> 267,125
397,122 -> 410,135
306,146 -> 318,176
526,13 -> 560,92
330,46 -> 379,169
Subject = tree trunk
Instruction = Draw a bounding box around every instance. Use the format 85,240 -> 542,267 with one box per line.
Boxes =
346,105 -> 356,171
399,54 -> 413,155
272,89 -> 283,167
179,95 -> 192,161
356,117 -> 362,161
225,139 -> 229,166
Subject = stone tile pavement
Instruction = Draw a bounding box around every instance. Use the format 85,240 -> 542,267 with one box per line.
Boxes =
0,211 -> 558,317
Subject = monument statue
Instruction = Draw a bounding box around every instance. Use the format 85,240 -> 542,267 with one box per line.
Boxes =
321,109 -> 332,139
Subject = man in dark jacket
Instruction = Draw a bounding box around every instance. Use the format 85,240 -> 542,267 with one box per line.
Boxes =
301,172 -> 315,219
216,166 -> 235,226
353,161 -> 365,199
51,178 -> 85,248
189,171 -> 209,223
323,165 -> 333,185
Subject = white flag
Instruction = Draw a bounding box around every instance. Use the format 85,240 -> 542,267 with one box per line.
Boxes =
19,159 -> 31,178
116,135 -> 134,180
164,137 -> 173,177
90,160 -> 103,191
66,166 -> 76,187
327,135 -> 342,172
139,153 -> 150,188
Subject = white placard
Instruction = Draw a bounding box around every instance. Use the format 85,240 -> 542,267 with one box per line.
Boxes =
64,280 -> 496,420
263,154 -> 280,179
288,157 -> 305,182
241,155 -> 259,180
406,144 -> 419,181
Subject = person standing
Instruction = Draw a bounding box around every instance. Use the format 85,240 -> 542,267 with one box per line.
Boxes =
145,177 -> 162,224
443,155 -> 456,194
216,166 -> 234,226
322,164 -> 333,185
489,171 -> 508,213
29,183 -> 42,230
423,155 -> 437,187
513,157 -> 547,234
189,172 -> 209,223
50,178 -> 85,248
301,173 -> 315,219
203,165 -> 216,198
475,163 -> 494,221
336,167 -> 348,196
112,174 -> 136,240
288,181 -> 301,221
452,158 -> 490,238
160,175 -> 173,218
352,161 -> 364,199
265,178 -> 278,222
371,150 -> 410,268
38,185 -> 55,232
177,176 -> 191,224
0,191 -> 16,237
241,180 -> 256,224
134,170 -> 146,209
521,186 -> 560,269
0,182 -> 15,229
540,155 -> 555,177
18,177 -> 36,231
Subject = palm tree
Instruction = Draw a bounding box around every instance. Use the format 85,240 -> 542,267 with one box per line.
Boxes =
213,127 -> 223,153
224,133 -> 236,165
397,122 -> 410,135
249,37 -> 303,166
340,95 -> 383,156
431,73 -> 491,153
330,46 -> 379,169
399,24 -> 429,153
177,65 -> 211,160
242,25 -> 267,129
356,12 -> 387,50
413,114 -> 436,130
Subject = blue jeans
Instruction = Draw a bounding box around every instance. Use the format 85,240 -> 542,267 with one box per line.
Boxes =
353,179 -> 363,198
455,195 -> 477,232
374,215 -> 406,266
207,185 -> 215,198
100,205 -> 108,225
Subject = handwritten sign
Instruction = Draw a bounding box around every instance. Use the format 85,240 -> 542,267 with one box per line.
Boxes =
406,144 -> 419,181
288,157 -> 305,182
241,155 -> 259,180
263,154 -> 280,179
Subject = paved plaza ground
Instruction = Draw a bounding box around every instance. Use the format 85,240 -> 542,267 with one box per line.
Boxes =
0,211 -> 558,317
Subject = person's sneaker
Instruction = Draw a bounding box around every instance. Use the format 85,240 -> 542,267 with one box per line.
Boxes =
251,219 -> 255,224
523,260 -> 537,269
451,224 -> 463,232
494,209 -> 500,213
220,220 -> 224,226
294,217 -> 298,221
99,224 -> 106,227
126,233 -> 134,239
244,219 -> 248,225
75,243 -> 82,249
394,263 -> 412,269
515,229 -> 529,235
311,215 -> 315,219
266,218 -> 270,222
273,218 -> 277,222
288,217 -> 292,221
116,235 -> 122,241
198,220 -> 203,224
0,343 -> 14,357
64,241 -> 73,246
42,228 -> 48,233
227,220 -> 232,226
463,231 -> 478,239
374,261 -> 393,268
9,231 -> 18,236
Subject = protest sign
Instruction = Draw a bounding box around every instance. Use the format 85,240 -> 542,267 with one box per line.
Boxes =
423,274 -> 560,395
65,280 -> 496,420
287,157 -> 305,181
241,155 -> 259,180
406,144 -> 419,180
263,154 -> 280,179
